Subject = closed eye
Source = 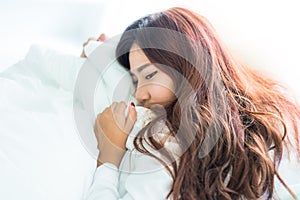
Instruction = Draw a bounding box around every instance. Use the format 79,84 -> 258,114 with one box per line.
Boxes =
145,71 -> 158,79
133,80 -> 138,86
130,73 -> 138,87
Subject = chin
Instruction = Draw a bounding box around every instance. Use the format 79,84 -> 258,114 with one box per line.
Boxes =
140,102 -> 167,109
149,103 -> 167,109
142,104 -> 152,109
138,102 -> 153,108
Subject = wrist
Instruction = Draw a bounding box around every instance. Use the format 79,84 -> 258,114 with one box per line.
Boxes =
97,147 -> 126,168
97,160 -> 103,167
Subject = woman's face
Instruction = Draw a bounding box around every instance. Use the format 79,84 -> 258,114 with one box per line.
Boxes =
129,43 -> 176,108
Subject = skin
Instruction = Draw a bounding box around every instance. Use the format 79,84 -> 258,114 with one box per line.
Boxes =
94,42 -> 176,168
80,33 -> 106,58
129,43 -> 176,108
95,102 -> 136,167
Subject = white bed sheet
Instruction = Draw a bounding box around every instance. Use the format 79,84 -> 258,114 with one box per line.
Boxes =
0,43 -> 133,199
0,45 -> 95,199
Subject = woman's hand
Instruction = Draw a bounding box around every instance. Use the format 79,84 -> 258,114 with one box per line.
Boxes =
80,33 -> 107,58
94,102 -> 137,167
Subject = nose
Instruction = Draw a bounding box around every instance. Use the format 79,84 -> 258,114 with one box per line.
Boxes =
135,85 -> 150,104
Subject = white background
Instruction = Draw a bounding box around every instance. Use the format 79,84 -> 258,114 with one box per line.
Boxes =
1,0 -> 299,99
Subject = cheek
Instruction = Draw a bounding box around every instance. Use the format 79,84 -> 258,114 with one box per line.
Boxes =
150,85 -> 176,102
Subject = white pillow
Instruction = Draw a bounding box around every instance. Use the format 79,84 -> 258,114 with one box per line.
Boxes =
0,47 -> 95,199
0,40 -> 134,200
74,38 -> 136,159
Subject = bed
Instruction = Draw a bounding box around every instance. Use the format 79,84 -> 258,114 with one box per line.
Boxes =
0,38 -> 135,199
0,2 -> 162,199
1,1 -> 300,199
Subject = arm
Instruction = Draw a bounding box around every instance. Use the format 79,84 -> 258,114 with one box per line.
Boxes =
85,163 -> 120,199
86,104 -> 173,199
85,153 -> 173,200
94,102 -> 136,168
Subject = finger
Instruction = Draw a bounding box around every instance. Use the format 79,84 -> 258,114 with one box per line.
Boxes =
113,102 -> 127,129
125,102 -> 137,132
94,119 -> 105,148
114,101 -> 127,115
108,102 -> 124,122
97,33 -> 106,42
81,37 -> 97,57
110,102 -> 116,111
82,37 -> 97,47
80,51 -> 87,58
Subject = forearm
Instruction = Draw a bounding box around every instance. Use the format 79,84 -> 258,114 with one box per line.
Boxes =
86,151 -> 173,200
85,163 -> 120,200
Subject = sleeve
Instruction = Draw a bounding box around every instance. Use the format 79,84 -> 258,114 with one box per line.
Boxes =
122,154 -> 173,200
84,154 -> 173,200
84,163 -> 120,199
83,41 -> 102,58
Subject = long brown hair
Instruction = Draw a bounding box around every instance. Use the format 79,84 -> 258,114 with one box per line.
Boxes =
116,7 -> 300,199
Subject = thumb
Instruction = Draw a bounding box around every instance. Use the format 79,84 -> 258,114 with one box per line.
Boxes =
125,102 -> 137,132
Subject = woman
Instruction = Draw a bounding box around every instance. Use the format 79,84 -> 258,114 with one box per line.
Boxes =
85,7 -> 300,199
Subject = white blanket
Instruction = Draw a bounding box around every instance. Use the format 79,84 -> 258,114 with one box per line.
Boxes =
0,44 -> 133,200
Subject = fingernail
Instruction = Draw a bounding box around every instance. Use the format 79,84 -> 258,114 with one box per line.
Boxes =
130,102 -> 135,107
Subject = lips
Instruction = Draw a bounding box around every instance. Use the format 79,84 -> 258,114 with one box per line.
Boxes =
141,103 -> 151,108
136,100 -> 150,108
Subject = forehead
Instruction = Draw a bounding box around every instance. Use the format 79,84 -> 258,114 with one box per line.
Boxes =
129,43 -> 151,71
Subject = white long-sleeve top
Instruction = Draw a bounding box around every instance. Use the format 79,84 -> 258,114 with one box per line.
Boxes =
85,107 -> 176,200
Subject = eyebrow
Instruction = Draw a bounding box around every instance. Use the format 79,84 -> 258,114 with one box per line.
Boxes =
130,63 -> 152,76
